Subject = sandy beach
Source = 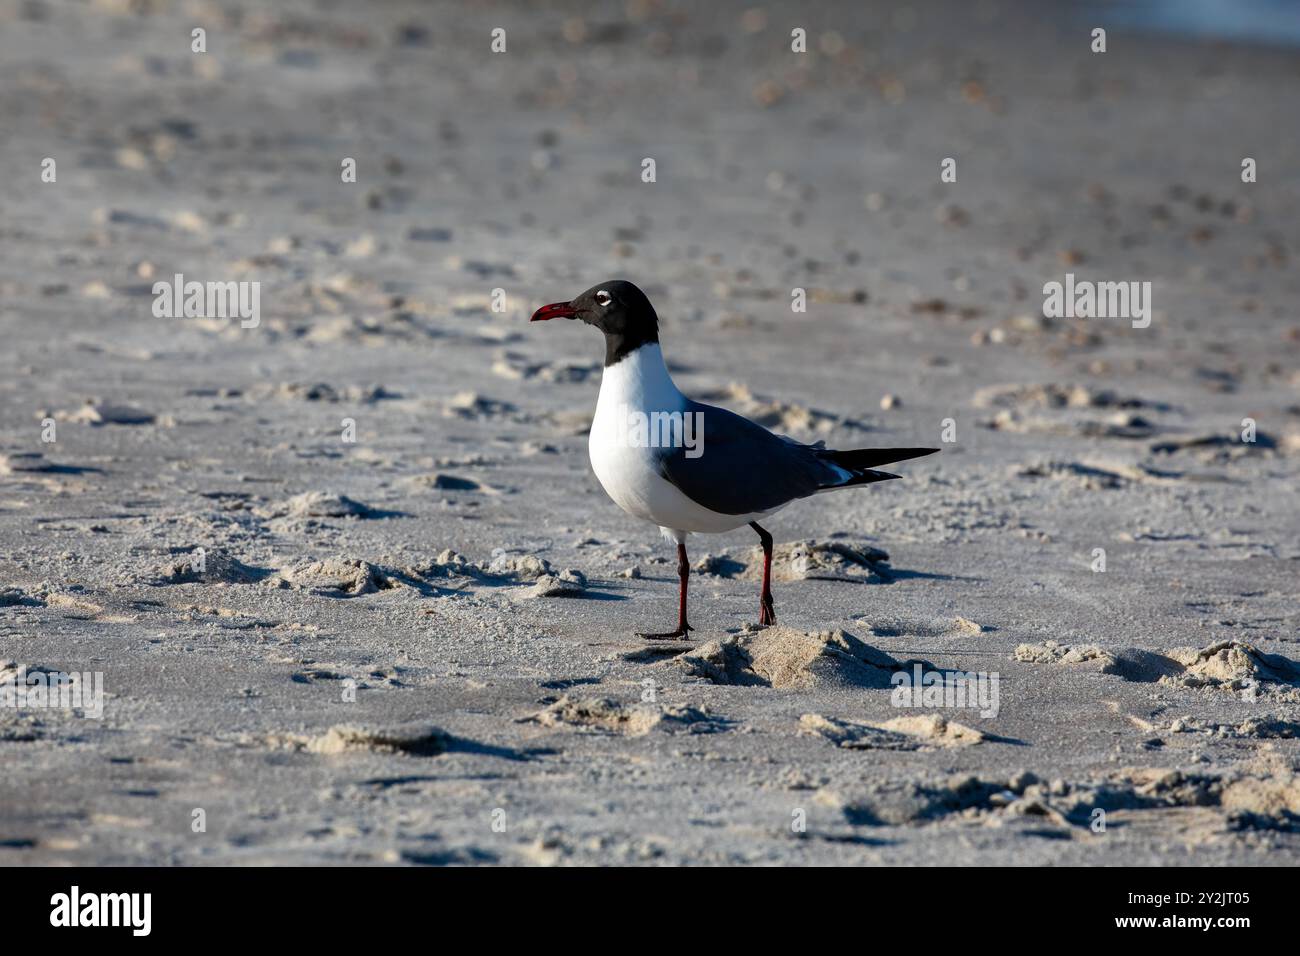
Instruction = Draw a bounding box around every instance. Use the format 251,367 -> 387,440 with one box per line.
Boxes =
1,0 -> 1298,865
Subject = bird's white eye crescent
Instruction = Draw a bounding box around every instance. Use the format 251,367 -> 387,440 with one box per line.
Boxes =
595,290 -> 612,307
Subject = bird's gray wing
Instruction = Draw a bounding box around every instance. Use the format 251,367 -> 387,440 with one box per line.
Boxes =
656,401 -> 838,515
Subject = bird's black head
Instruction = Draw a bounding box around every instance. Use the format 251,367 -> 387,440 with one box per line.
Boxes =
531,279 -> 659,367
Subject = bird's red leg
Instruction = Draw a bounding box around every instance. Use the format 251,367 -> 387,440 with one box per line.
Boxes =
750,522 -> 776,626
637,541 -> 694,640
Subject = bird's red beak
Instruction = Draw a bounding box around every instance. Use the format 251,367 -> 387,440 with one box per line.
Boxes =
531,301 -> 578,322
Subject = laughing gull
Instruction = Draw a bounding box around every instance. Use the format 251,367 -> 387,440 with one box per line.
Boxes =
531,279 -> 938,639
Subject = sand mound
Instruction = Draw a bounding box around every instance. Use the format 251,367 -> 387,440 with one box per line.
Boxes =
1014,640 -> 1116,667
281,491 -> 374,518
692,540 -> 892,583
302,723 -> 448,756
404,473 -> 482,492
405,549 -> 476,581
878,714 -> 985,746
1013,639 -> 1300,695
973,382 -> 1155,410
1168,716 -> 1300,739
1219,773 -> 1300,826
1231,717 -> 1300,738
983,409 -> 1156,440
691,554 -> 748,577
1085,768 -> 1300,832
250,381 -> 395,403
484,552 -> 551,580
678,627 -> 904,689
442,391 -> 515,420
61,401 -> 156,426
336,549 -> 588,597
1165,640 -> 1300,690
868,616 -> 991,638
824,775 -> 1043,827
765,540 -> 892,583
154,551 -> 269,585
822,767 -> 1300,832
525,570 -> 587,598
799,714 -> 920,750
524,696 -> 716,736
800,713 -> 983,750
43,593 -> 104,616
277,558 -> 396,595
478,552 -> 588,596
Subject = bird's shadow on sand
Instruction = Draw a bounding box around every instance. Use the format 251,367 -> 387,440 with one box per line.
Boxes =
568,588 -> 629,602
871,567 -> 980,584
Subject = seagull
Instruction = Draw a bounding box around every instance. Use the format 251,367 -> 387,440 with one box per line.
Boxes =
531,279 -> 938,639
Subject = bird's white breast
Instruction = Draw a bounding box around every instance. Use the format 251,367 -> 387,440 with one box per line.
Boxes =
588,344 -> 771,535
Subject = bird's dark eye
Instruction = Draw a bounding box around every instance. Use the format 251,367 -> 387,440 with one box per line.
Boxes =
595,290 -> 612,307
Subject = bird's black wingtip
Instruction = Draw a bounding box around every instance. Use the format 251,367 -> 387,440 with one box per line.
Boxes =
855,469 -> 901,485
822,446 -> 941,471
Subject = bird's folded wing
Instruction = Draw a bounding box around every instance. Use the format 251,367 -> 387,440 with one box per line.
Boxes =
656,402 -> 833,515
